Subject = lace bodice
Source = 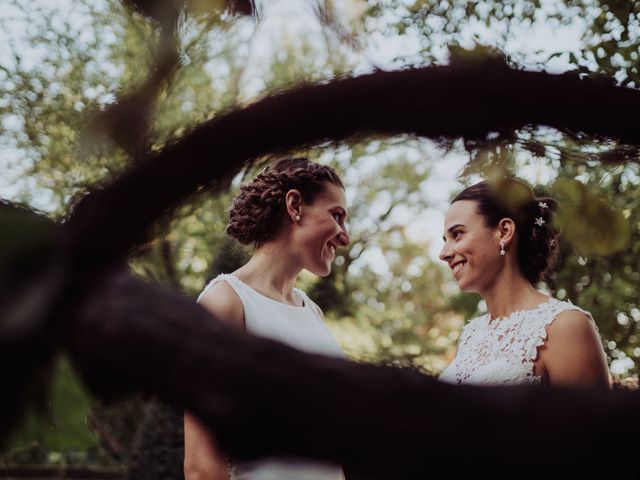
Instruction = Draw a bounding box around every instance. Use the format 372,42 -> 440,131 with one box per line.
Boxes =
439,297 -> 592,386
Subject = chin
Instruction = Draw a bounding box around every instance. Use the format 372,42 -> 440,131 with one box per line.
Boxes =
456,278 -> 472,292
458,282 -> 481,294
318,266 -> 332,277
311,262 -> 332,277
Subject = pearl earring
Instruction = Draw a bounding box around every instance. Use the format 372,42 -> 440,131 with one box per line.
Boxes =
499,240 -> 506,256
294,214 -> 301,222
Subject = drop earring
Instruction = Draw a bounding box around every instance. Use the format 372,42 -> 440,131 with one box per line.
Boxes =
499,240 -> 506,256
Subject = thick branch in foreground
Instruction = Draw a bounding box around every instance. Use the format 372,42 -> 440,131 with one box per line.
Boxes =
68,272 -> 640,477
66,60 -> 640,279
0,201 -> 64,438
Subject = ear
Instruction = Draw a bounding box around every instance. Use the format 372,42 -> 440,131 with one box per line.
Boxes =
285,189 -> 303,220
497,218 -> 516,246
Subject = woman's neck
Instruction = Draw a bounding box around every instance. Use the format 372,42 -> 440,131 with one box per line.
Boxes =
233,243 -> 301,303
481,266 -> 548,320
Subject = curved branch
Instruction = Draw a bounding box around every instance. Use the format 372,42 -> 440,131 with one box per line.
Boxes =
67,272 -> 640,478
65,60 -> 640,278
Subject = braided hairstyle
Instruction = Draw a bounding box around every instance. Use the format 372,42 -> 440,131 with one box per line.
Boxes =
452,178 -> 558,285
226,158 -> 344,247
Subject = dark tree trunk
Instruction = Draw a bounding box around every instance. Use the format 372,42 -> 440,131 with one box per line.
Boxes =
66,271 -> 640,478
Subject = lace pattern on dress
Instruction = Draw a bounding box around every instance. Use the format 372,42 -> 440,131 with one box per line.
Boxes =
439,298 -> 592,386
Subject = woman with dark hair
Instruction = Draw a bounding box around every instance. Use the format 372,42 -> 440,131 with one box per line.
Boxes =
184,158 -> 349,480
438,178 -> 609,388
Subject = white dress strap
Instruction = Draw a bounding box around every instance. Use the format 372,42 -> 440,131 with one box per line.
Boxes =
197,273 -> 242,303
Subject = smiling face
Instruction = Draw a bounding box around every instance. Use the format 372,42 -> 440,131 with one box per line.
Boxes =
439,199 -> 503,294
293,182 -> 350,277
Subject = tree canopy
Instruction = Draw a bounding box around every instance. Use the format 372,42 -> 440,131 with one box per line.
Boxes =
1,0 -> 640,476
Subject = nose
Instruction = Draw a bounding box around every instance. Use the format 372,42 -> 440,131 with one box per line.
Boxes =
439,240 -> 452,262
337,224 -> 350,246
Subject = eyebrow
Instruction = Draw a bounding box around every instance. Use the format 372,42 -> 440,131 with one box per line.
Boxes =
442,223 -> 464,241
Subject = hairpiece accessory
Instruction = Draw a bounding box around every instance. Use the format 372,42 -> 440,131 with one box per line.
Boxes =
538,201 -> 548,209
499,239 -> 506,256
534,217 -> 545,227
294,214 -> 301,222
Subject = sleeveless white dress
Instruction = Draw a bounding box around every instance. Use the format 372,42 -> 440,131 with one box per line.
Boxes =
439,297 -> 593,386
198,274 -> 345,480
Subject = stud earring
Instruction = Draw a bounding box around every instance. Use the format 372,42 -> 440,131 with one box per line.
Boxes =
499,240 -> 506,256
294,214 -> 301,222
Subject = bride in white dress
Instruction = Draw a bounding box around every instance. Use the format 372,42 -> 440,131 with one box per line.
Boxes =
438,178 -> 610,388
184,158 -> 350,480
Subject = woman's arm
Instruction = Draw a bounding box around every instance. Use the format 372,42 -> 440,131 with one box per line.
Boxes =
184,411 -> 230,480
538,310 -> 610,389
184,281 -> 245,480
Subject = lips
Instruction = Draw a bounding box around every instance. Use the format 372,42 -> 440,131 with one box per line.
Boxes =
450,260 -> 466,278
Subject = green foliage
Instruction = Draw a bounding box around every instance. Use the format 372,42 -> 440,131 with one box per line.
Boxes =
548,162 -> 640,375
552,178 -> 629,256
328,237 -> 464,374
5,0 -> 640,468
3,356 -> 97,456
126,399 -> 184,480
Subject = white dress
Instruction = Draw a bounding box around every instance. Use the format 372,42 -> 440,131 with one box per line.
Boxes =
439,297 -> 593,386
198,274 -> 345,480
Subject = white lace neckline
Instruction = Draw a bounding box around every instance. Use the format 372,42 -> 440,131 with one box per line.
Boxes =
439,297 -> 589,387
485,296 -> 554,325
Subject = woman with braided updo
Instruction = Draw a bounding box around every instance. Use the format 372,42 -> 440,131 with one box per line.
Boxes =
184,158 -> 350,480
438,178 -> 609,388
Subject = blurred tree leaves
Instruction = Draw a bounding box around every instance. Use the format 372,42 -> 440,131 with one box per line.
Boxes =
3,356 -> 97,456
553,178 -> 629,256
4,0 -> 640,469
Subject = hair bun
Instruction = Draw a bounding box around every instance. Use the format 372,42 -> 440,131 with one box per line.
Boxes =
226,158 -> 344,247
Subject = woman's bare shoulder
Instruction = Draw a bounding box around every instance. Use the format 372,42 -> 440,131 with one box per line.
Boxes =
542,309 -> 609,388
548,309 -> 596,339
198,280 -> 245,330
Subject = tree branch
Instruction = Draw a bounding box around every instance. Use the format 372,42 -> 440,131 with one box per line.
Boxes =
67,271 -> 640,477
65,60 -> 640,282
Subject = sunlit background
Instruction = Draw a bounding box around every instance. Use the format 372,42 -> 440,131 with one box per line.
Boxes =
2,0 -> 640,474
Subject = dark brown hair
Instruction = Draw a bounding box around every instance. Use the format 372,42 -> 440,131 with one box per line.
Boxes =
226,158 -> 344,247
452,178 -> 558,285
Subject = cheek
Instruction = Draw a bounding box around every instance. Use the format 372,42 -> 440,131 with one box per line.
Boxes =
457,237 -> 474,255
303,221 -> 332,245
477,242 -> 499,265
315,220 -> 335,237
476,251 -> 492,266
460,235 -> 493,263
